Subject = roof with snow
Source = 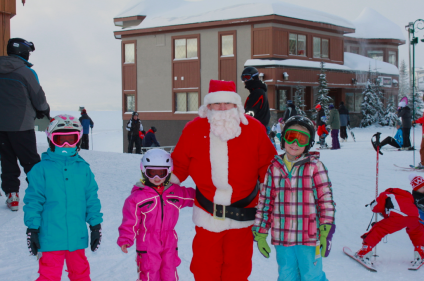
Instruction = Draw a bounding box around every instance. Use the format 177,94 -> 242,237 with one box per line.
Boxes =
245,52 -> 399,76
115,0 -> 355,31
344,8 -> 405,42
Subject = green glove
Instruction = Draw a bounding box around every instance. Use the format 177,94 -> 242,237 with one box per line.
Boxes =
252,231 -> 271,258
319,224 -> 336,258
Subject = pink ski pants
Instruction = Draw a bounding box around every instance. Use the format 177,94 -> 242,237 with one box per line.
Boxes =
36,249 -> 90,281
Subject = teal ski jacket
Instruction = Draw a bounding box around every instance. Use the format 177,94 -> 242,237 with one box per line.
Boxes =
23,149 -> 103,252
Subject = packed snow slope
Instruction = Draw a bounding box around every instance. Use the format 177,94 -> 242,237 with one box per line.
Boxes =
1,121 -> 424,280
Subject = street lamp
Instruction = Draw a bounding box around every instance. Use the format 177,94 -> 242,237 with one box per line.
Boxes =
406,19 -> 424,166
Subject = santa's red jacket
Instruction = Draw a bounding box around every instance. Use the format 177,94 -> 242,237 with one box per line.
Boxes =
171,115 -> 276,233
371,188 -> 419,218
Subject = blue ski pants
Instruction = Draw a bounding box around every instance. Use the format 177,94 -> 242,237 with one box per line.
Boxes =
419,209 -> 424,226
275,245 -> 327,281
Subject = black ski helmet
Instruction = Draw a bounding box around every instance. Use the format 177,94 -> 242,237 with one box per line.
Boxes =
241,66 -> 259,81
7,38 -> 35,61
280,115 -> 315,152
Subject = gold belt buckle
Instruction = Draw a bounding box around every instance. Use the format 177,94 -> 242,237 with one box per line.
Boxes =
213,203 -> 226,221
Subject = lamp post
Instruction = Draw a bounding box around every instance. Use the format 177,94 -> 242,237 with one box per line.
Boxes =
406,19 -> 424,166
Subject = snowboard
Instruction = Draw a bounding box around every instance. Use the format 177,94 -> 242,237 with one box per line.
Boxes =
409,257 -> 424,270
343,247 -> 377,272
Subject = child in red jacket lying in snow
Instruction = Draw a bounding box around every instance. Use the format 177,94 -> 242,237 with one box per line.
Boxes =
354,177 -> 424,269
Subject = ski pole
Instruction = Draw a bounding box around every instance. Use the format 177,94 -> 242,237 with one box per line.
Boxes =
374,145 -> 380,260
366,213 -> 375,231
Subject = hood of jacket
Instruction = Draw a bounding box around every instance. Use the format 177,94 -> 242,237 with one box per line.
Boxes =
338,105 -> 348,115
288,103 -> 295,109
42,148 -> 86,165
386,187 -> 414,201
147,129 -> 155,134
245,79 -> 267,91
0,55 -> 32,74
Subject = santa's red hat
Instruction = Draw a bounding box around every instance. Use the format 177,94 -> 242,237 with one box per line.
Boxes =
199,79 -> 248,125
409,173 -> 424,191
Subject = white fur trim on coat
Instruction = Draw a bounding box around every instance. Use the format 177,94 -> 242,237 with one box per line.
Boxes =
192,205 -> 254,233
170,173 -> 181,185
210,133 -> 232,205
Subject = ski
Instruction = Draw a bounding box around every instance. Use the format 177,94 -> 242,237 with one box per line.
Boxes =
394,164 -> 424,171
343,247 -> 377,272
409,258 -> 424,270
409,165 -> 424,170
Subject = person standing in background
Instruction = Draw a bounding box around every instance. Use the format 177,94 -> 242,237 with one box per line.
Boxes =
328,104 -> 341,150
79,109 -> 94,150
398,100 -> 413,150
126,112 -> 143,154
338,101 -> 350,142
283,100 -> 297,122
0,38 -> 50,211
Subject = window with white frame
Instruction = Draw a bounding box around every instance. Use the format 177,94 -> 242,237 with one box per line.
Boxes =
345,93 -> 354,112
175,92 -> 198,112
124,43 -> 135,63
322,39 -> 329,58
313,37 -> 329,58
125,94 -> 135,112
313,37 -> 321,58
367,50 -> 383,61
354,92 -> 363,112
174,38 -> 198,59
221,35 -> 234,56
289,34 -> 306,56
388,51 -> 397,65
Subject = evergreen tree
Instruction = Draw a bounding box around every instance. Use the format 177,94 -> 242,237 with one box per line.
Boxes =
411,90 -> 424,120
313,62 -> 333,119
374,78 -> 385,123
294,85 -> 307,117
398,59 -> 410,104
360,80 -> 379,127
380,100 -> 399,127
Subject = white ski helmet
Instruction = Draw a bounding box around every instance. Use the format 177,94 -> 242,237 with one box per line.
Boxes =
46,114 -> 83,140
140,149 -> 173,174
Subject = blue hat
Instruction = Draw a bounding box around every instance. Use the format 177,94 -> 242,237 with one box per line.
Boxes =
287,100 -> 293,104
329,104 -> 334,109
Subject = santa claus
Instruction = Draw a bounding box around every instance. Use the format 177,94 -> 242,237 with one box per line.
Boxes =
171,79 -> 276,280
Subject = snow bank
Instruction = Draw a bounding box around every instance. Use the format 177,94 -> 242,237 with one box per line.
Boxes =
116,0 -> 354,30
245,52 -> 399,75
345,7 -> 406,41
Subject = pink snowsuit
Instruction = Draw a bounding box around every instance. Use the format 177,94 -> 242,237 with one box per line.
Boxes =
117,182 -> 195,281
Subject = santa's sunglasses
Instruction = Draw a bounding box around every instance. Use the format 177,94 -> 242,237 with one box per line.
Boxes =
51,132 -> 81,147
241,72 -> 259,82
283,129 -> 310,147
145,167 -> 170,180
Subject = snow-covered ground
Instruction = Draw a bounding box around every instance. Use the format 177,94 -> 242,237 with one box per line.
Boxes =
1,116 -> 424,280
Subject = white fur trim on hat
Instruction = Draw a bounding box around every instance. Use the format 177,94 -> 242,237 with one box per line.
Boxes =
204,91 -> 241,105
399,101 -> 406,107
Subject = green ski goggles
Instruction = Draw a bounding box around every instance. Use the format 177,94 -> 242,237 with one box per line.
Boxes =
283,129 -> 310,147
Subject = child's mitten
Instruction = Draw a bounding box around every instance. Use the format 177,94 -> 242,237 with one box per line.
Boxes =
252,231 -> 271,258
90,224 -> 102,252
26,228 -> 40,256
319,224 -> 336,258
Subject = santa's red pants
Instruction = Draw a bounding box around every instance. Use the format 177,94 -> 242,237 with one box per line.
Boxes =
190,226 -> 253,281
36,249 -> 90,281
362,216 -> 424,248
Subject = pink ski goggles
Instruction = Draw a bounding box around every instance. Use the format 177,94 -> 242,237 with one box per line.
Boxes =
50,131 -> 81,147
144,167 -> 170,180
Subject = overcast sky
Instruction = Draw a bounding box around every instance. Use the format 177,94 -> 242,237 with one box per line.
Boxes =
11,0 -> 424,111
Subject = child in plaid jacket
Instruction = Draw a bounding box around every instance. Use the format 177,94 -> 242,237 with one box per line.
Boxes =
252,116 -> 336,281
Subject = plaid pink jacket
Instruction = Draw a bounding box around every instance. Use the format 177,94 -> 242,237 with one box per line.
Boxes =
253,152 -> 335,246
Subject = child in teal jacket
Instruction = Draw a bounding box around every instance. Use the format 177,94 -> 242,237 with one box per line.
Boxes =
23,114 -> 103,281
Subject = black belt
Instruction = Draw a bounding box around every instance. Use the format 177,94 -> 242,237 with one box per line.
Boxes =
196,183 -> 259,222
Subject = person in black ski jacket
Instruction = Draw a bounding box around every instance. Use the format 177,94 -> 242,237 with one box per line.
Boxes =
316,104 -> 326,128
242,67 -> 270,128
126,112 -> 143,154
338,102 -> 350,142
144,127 -> 160,147
398,101 -> 413,150
0,38 -> 50,211
79,109 -> 94,150
283,100 -> 297,122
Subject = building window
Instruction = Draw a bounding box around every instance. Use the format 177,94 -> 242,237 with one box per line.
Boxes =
175,92 -> 198,112
367,50 -> 383,61
125,94 -> 135,112
313,37 -> 321,58
345,93 -> 354,112
313,38 -> 329,58
289,34 -> 306,56
322,39 -> 329,58
221,35 -> 234,56
277,89 -> 287,111
124,43 -> 135,63
388,51 -> 397,65
174,38 -> 198,59
354,92 -> 363,112
350,46 -> 359,54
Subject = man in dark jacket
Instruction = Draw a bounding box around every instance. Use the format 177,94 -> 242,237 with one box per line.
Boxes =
0,38 -> 50,211
338,102 -> 350,142
283,100 -> 297,122
79,109 -> 94,150
242,67 -> 270,128
398,100 -> 413,150
144,127 -> 160,147
126,112 -> 143,153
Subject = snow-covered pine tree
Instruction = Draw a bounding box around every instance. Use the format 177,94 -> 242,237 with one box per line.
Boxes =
360,80 -> 378,127
411,90 -> 424,120
313,62 -> 333,119
398,59 -> 410,104
374,78 -> 385,124
380,100 -> 399,127
294,85 -> 307,117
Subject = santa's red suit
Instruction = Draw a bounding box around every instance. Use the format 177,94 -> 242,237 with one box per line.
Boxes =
362,188 -> 424,247
171,80 -> 276,281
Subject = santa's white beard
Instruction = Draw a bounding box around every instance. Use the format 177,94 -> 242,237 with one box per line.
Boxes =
207,108 -> 242,142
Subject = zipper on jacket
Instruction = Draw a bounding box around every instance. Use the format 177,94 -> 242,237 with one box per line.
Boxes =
148,186 -> 164,222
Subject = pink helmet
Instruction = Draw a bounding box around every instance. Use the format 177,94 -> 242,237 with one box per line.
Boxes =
278,117 -> 283,123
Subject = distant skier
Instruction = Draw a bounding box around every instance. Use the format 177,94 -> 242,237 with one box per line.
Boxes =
242,66 -> 270,128
23,115 -> 103,280
328,104 -> 340,150
338,101 -> 350,142
317,116 -> 330,149
353,179 -> 424,269
283,100 -> 297,122
398,100 -> 413,150
144,126 -> 160,147
117,149 -> 195,280
412,112 -> 424,168
371,124 -> 403,152
126,112 -> 143,154
79,109 -> 94,150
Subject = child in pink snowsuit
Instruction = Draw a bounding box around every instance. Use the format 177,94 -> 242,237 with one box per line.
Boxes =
117,149 -> 195,281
